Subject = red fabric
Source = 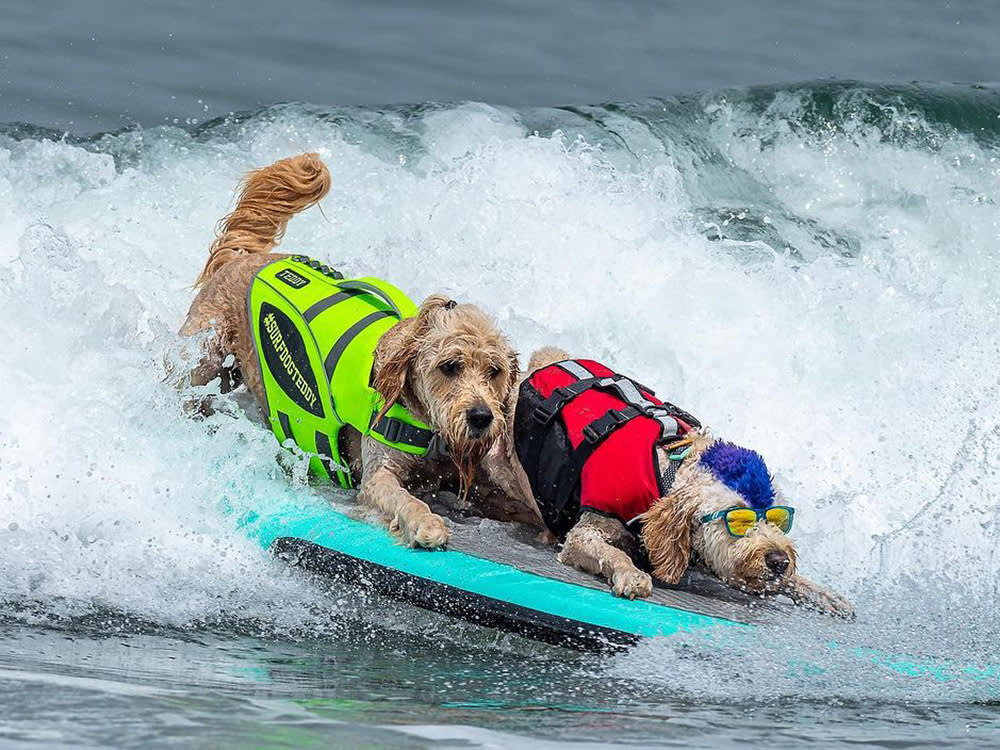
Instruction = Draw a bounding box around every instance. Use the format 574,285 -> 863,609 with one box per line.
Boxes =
527,360 -> 688,524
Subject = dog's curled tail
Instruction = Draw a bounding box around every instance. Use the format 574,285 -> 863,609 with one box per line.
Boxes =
195,152 -> 331,286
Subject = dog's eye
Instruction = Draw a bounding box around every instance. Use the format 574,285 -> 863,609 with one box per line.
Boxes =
487,365 -> 502,379
439,361 -> 462,377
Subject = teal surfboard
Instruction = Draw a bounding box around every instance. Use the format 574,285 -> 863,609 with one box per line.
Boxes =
233,497 -> 1000,695
235,498 -> 763,650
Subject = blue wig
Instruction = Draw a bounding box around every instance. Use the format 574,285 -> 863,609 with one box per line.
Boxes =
699,441 -> 775,510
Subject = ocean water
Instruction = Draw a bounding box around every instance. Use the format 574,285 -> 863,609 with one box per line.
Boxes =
2,2 -> 1000,748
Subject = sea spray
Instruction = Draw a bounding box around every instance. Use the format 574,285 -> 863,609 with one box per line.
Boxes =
1,83 -> 998,702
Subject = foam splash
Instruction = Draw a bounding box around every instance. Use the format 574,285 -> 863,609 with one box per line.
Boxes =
1,83 -> 998,699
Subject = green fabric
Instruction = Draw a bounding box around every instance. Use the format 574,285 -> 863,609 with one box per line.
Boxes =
247,256 -> 433,488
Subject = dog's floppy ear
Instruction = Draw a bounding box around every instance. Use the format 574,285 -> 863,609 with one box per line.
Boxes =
498,348 -> 522,459
502,348 -> 520,416
371,294 -> 452,419
642,495 -> 695,584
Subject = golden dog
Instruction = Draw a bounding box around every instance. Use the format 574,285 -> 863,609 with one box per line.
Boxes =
180,154 -> 528,548
500,347 -> 854,618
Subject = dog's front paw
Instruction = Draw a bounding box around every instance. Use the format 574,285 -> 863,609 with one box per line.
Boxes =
393,508 -> 450,549
814,588 -> 855,620
611,567 -> 653,600
783,575 -> 855,620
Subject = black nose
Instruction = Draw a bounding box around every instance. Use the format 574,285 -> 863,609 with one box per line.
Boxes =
466,405 -> 494,433
765,551 -> 790,576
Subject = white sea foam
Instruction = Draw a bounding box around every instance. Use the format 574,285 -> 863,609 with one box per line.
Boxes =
0,90 -> 997,697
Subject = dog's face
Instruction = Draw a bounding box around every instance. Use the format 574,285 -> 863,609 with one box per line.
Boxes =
644,440 -> 798,593
691,490 -> 798,595
372,295 -> 518,490
407,302 -> 516,453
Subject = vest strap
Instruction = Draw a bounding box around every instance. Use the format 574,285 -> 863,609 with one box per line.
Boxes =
303,288 -> 363,322
323,311 -> 394,381
658,454 -> 681,497
656,443 -> 692,498
555,359 -> 595,380
550,404 -> 645,518
277,410 -> 293,441
370,415 -> 437,453
580,405 -> 643,445
336,279 -> 406,319
533,377 -> 601,424
315,430 -> 352,487
536,362 -> 701,439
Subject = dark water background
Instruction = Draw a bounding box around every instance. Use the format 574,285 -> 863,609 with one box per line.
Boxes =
3,2 -> 1000,748
1,0 -> 997,133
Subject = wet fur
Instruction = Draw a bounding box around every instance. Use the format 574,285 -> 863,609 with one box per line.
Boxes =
517,347 -> 854,617
370,294 -> 519,500
180,153 -> 523,548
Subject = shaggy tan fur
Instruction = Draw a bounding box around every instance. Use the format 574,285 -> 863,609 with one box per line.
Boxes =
558,513 -> 652,599
511,347 -> 854,616
196,153 -> 330,286
370,294 -> 520,500
181,153 -> 524,548
642,432 -> 799,592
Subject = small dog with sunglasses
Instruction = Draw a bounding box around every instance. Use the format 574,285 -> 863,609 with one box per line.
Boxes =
509,347 -> 854,618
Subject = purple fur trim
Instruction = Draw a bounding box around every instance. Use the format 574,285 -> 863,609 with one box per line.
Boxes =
699,441 -> 775,510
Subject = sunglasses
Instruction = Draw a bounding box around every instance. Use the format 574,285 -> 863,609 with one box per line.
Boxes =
699,505 -> 795,537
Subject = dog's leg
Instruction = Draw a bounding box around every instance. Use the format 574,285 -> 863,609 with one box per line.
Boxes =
174,317 -> 244,416
358,466 -> 450,549
168,319 -> 227,416
778,574 -> 855,619
558,513 -> 652,599
188,335 -> 228,388
172,313 -> 225,388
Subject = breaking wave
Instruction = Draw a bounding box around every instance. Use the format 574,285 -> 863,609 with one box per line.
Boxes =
1,81 -> 998,702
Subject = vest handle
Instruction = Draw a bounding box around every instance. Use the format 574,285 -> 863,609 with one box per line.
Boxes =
336,280 -> 404,318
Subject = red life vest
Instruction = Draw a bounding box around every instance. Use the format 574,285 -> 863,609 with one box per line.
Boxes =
513,359 -> 700,539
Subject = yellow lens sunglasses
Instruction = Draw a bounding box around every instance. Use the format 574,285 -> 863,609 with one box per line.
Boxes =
699,506 -> 795,537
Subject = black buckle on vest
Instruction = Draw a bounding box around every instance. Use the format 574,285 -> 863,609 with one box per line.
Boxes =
371,415 -> 436,455
425,433 -> 451,461
582,407 -> 637,444
379,418 -> 402,443
533,386 -> 571,424
533,403 -> 556,424
608,408 -> 630,425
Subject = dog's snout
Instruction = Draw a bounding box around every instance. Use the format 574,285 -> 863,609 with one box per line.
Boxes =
466,405 -> 494,433
765,550 -> 790,576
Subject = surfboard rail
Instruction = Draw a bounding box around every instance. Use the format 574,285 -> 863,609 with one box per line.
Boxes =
233,499 -> 1000,695
237,499 -> 751,651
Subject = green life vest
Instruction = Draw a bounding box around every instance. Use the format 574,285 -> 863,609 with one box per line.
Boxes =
248,255 -> 440,488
